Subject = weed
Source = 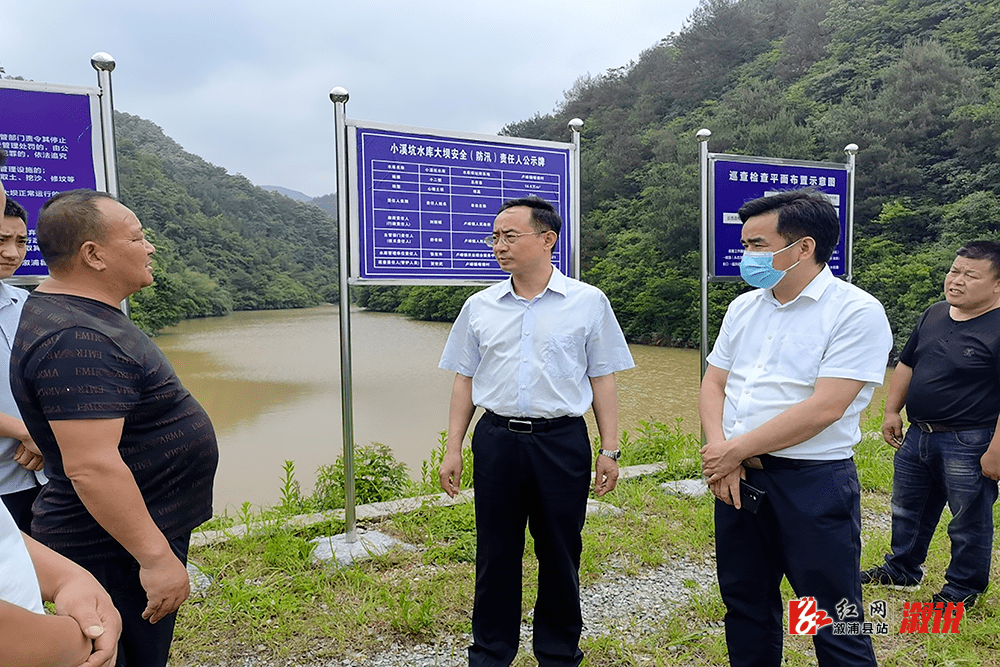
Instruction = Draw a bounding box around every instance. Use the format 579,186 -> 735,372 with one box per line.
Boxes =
417,430 -> 475,495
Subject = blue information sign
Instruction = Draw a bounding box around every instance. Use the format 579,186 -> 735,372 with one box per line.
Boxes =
710,156 -> 849,279
350,124 -> 574,282
0,83 -> 103,277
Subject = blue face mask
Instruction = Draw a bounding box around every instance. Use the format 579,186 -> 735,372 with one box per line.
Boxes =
739,238 -> 802,289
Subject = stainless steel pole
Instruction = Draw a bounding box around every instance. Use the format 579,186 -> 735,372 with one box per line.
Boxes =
330,87 -> 357,543
844,143 -> 859,283
697,129 -> 711,378
91,52 -> 119,198
568,118 -> 583,280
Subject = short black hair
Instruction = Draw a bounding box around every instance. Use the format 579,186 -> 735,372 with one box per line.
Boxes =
3,197 -> 27,223
498,197 -> 562,235
0,148 -> 6,167
738,188 -> 840,264
956,240 -> 1000,280
37,189 -> 118,271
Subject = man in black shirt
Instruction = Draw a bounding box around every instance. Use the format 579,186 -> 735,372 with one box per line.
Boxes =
10,189 -> 219,666
862,240 -> 1000,608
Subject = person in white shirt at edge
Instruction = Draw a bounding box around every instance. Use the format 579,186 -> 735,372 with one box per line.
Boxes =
0,147 -> 121,667
0,195 -> 48,533
700,188 -> 892,666
438,197 -> 634,667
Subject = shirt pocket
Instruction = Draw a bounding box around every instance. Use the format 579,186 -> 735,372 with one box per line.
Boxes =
775,333 -> 825,383
545,333 -> 585,380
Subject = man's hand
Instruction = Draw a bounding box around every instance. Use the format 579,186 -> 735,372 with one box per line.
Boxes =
882,412 -> 905,448
139,553 -> 190,624
51,573 -> 121,667
438,451 -> 463,498
594,454 -> 619,496
981,448 -> 1000,481
14,442 -> 44,471
708,466 -> 746,509
701,438 -> 744,483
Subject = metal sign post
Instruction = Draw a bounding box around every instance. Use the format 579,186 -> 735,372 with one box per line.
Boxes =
330,87 -> 358,544
328,92 -> 582,548
697,129 -> 859,380
91,53 -> 119,199
0,56 -> 117,283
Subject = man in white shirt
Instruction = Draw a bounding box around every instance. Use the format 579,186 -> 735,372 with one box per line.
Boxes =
439,197 -> 633,667
700,189 -> 891,666
0,195 -> 46,532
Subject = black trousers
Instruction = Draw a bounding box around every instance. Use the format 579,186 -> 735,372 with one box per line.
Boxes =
715,458 -> 876,667
78,532 -> 191,667
469,413 -> 591,667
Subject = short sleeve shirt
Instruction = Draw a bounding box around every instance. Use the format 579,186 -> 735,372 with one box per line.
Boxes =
0,281 -> 37,495
10,293 -> 219,561
706,265 -> 892,460
0,503 -> 43,613
899,301 -> 1000,426
439,267 -> 635,418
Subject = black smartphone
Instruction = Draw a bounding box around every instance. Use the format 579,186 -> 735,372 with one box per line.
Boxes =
739,479 -> 766,514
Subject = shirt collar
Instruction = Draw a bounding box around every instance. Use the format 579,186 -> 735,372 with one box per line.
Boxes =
0,282 -> 18,307
496,265 -> 566,302
762,264 -> 835,307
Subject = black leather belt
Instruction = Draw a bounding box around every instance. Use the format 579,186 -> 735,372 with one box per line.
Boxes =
913,421 -> 997,433
744,454 -> 834,470
486,411 -> 580,434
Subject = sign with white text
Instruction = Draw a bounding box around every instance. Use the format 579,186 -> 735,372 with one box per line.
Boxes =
0,81 -> 106,277
709,155 -> 850,280
349,122 -> 576,283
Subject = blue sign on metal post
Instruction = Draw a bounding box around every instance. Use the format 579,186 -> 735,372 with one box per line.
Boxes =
0,82 -> 104,278
350,123 -> 575,283
710,156 -> 850,279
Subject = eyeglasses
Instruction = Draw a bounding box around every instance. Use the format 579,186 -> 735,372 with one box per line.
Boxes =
482,231 -> 546,246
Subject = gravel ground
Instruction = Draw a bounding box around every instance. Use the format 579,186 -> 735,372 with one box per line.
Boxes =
198,555 -> 719,667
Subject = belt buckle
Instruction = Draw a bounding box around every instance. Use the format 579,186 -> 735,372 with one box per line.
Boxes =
508,419 -> 533,434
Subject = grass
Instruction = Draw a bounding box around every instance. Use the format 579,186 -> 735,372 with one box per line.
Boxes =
169,418 -> 1000,666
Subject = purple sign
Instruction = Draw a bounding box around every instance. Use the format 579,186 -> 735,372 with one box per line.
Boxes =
711,158 -> 849,279
353,126 -> 573,282
0,86 -> 100,277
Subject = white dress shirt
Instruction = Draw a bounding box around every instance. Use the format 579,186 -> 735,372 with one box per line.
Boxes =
0,503 -> 43,613
707,265 -> 892,460
0,281 -> 43,494
440,266 -> 634,418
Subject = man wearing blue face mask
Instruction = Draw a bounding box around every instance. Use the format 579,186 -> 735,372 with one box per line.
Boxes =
699,189 -> 892,666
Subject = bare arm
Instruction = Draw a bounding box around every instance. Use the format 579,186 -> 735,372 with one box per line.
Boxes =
590,373 -> 620,496
0,413 -> 43,471
701,376 -> 867,483
699,364 -> 744,508
979,415 -> 1000,480
23,534 -> 121,667
439,374 -> 475,497
881,362 -> 912,448
51,418 -> 188,624
0,600 -> 91,667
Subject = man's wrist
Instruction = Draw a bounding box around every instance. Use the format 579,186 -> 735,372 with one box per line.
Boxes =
598,448 -> 621,462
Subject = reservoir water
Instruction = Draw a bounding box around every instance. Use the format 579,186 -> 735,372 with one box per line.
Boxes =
154,305 -> 890,512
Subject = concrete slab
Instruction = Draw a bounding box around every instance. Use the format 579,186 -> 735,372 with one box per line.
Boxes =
310,529 -> 414,568
660,478 -> 709,498
586,499 -> 625,517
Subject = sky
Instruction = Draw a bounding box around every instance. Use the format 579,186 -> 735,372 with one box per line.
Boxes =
3,0 -> 703,198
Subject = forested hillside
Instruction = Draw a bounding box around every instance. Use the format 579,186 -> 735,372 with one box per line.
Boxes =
361,0 -> 1000,352
113,112 -> 339,333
